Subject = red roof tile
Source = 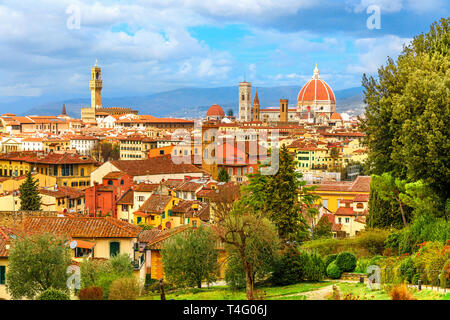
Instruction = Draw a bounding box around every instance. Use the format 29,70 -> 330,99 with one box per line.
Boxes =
22,217 -> 142,238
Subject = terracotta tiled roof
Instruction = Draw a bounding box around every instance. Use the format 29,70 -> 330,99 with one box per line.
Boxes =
138,194 -> 172,214
146,225 -> 191,250
349,176 -> 371,192
353,193 -> 369,202
117,189 -> 134,205
335,207 -> 355,216
110,155 -> 203,177
139,229 -> 163,243
0,226 -> 19,257
176,181 -> 204,192
31,153 -> 96,165
310,176 -> 371,193
161,179 -> 184,189
39,186 -> 84,199
103,172 -> 128,180
196,189 -> 216,198
22,217 -> 142,238
134,183 -> 159,193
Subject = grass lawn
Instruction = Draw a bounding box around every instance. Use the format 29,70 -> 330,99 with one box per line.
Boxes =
139,281 -> 331,300
334,282 -> 448,300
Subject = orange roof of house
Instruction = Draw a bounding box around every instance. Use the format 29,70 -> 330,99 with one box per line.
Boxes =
138,194 -> 172,214
22,217 -> 142,238
110,155 -> 203,177
335,207 -> 356,216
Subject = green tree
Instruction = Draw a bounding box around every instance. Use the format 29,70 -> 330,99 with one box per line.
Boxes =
19,171 -> 42,211
218,167 -> 230,182
371,173 -> 410,227
367,183 -> 404,229
313,215 -> 333,239
227,108 -> 234,117
242,145 -> 317,243
361,18 -> 450,205
161,226 -> 219,288
211,184 -> 280,300
6,233 -> 71,300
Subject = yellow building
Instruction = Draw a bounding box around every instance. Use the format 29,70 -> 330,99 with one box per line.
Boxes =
134,194 -> 180,229
119,135 -> 156,160
308,176 -> 371,213
39,186 -> 85,213
0,152 -> 33,177
30,153 -> 97,189
43,138 -> 71,153
0,173 -> 56,194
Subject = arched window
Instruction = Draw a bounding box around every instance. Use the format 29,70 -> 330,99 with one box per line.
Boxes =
80,168 -> 85,176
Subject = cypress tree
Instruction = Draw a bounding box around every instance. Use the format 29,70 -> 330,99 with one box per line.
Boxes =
19,171 -> 42,211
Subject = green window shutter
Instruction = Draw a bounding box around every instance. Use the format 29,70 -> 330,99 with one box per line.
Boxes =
109,242 -> 120,257
0,266 -> 5,285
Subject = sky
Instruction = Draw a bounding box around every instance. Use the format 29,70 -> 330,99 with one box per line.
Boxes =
0,0 -> 448,101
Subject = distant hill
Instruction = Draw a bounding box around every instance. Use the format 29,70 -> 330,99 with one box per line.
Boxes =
19,85 -> 366,119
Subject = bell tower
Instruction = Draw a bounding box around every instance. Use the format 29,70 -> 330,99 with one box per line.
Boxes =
252,89 -> 260,121
280,99 -> 288,123
238,81 -> 252,122
90,60 -> 103,109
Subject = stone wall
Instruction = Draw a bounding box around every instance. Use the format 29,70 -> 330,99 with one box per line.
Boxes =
0,211 -> 59,228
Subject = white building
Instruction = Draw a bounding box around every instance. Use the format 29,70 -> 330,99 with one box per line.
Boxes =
21,137 -> 44,151
70,136 -> 99,156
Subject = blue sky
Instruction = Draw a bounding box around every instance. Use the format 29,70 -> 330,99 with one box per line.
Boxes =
0,0 -> 448,101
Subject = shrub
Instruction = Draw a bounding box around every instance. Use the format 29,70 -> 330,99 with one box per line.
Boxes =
399,257 -> 416,284
301,229 -> 389,257
369,255 -> 383,266
271,248 -> 326,285
97,272 -> 121,300
78,286 -> 103,300
414,241 -> 448,285
355,258 -> 371,274
389,283 -> 416,300
336,252 -> 356,272
271,248 -> 309,286
108,277 -> 140,300
384,229 -> 402,250
37,288 -> 70,300
324,254 -> 338,268
326,262 -> 342,279
397,216 -> 450,254
305,252 -> 326,282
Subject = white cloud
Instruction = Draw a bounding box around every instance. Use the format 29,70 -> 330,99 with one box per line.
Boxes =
0,84 -> 43,97
351,0 -> 403,13
346,35 -> 412,74
406,0 -> 446,14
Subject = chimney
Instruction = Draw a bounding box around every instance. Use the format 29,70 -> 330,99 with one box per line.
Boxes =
280,99 -> 288,123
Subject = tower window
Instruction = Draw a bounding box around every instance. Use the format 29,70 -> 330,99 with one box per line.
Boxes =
242,95 -> 245,101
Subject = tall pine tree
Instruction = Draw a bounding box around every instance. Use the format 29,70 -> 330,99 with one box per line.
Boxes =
19,171 -> 42,211
243,145 -> 318,243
